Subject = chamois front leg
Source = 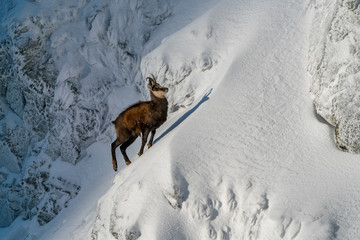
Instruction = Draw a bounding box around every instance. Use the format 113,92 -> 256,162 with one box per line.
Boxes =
120,136 -> 136,165
147,130 -> 156,149
138,129 -> 150,156
111,139 -> 121,171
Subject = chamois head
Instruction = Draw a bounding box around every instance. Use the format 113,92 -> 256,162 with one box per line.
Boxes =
147,75 -> 168,98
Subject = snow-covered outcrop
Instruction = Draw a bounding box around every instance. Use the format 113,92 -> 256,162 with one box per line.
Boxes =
0,0 -> 176,228
308,0 -> 360,152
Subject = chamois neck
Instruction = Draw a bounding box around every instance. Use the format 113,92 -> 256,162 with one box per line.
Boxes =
150,91 -> 167,102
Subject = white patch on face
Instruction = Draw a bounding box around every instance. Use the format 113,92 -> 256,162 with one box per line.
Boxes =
151,90 -> 167,98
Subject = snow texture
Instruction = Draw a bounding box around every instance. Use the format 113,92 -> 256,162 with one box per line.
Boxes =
1,0 -> 360,239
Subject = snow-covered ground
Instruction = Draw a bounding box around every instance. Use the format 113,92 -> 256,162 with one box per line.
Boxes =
1,0 -> 360,239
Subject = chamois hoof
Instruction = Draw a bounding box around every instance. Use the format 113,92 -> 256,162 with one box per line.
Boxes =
147,143 -> 152,149
125,160 -> 132,165
113,166 -> 118,172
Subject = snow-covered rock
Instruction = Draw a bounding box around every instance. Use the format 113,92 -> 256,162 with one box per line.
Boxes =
308,0 -> 360,152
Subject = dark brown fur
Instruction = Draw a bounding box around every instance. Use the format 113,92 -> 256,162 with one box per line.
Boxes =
111,76 -> 168,171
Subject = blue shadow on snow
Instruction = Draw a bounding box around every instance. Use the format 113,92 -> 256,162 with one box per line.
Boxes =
154,88 -> 213,144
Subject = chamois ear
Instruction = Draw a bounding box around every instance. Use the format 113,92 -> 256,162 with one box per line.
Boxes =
146,77 -> 154,83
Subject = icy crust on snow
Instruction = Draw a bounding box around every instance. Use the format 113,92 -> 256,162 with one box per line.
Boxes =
308,0 -> 360,152
0,0 -> 174,227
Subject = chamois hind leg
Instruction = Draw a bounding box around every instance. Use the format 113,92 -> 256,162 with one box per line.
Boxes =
120,136 -> 136,165
111,138 -> 122,171
138,129 -> 150,156
147,130 -> 156,149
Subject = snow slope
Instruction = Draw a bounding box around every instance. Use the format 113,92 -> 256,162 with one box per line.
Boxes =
2,0 -> 360,239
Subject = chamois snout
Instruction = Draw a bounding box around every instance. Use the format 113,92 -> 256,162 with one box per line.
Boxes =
111,75 -> 169,171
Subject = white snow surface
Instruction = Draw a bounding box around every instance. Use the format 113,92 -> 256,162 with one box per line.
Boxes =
2,0 -> 360,239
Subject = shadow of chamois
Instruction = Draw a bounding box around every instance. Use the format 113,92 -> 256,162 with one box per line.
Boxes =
154,88 -> 213,144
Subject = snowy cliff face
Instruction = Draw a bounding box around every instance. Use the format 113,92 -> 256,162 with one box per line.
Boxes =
0,0 -> 179,227
2,0 -> 360,238
308,0 -> 360,152
0,0 -> 220,229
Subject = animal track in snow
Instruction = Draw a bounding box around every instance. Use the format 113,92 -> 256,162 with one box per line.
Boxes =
163,168 -> 189,209
190,197 -> 221,221
226,188 -> 237,212
182,178 -> 271,240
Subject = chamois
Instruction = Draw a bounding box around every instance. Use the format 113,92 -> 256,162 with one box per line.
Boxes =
111,76 -> 168,171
